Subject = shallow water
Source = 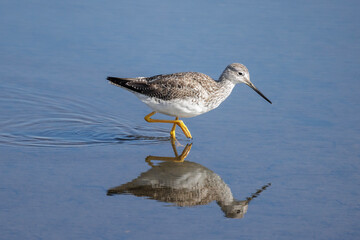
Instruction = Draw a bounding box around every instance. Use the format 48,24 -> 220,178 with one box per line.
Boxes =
1,0 -> 360,239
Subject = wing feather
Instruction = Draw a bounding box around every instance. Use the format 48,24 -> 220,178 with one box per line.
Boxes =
107,72 -> 216,100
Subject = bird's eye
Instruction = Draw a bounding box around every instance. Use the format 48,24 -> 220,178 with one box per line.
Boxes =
238,72 -> 243,76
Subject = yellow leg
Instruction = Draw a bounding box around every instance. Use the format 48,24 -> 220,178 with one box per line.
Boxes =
170,118 -> 178,138
145,140 -> 193,165
144,111 -> 192,139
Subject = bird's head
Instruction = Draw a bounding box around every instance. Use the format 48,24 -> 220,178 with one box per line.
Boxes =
219,200 -> 249,219
222,63 -> 272,104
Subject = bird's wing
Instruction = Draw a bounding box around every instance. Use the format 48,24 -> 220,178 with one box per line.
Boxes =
107,72 -> 215,100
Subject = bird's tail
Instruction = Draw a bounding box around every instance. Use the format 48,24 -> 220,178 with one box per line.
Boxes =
107,76 -> 134,87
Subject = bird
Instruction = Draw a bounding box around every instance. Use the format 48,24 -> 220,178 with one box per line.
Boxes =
107,160 -> 251,218
107,63 -> 271,139
107,140 -> 271,218
107,141 -> 272,218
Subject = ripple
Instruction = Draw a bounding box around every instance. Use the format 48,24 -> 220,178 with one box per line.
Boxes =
0,86 -> 174,147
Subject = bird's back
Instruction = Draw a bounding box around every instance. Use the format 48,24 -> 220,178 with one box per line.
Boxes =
107,72 -> 218,101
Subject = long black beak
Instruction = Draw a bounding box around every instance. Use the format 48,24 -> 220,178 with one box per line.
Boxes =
246,81 -> 272,104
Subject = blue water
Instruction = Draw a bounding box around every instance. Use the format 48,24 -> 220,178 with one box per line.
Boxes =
1,0 -> 360,239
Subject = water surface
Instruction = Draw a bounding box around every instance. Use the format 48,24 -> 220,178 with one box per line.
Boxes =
0,0 -> 359,239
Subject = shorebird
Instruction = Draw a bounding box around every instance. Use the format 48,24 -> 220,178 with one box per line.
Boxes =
107,63 -> 271,139
107,141 -> 271,218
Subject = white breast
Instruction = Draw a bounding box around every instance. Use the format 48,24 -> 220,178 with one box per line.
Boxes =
135,94 -> 211,118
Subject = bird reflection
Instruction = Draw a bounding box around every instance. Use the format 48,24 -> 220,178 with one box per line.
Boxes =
107,140 -> 271,218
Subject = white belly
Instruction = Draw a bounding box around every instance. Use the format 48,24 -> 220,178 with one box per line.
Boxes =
135,94 -> 210,118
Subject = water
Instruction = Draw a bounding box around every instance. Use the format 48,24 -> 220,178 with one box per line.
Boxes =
1,0 -> 359,239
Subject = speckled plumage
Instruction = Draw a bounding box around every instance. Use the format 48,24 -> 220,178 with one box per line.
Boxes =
107,63 -> 271,119
107,160 -> 271,218
109,72 -> 219,101
107,160 -> 250,218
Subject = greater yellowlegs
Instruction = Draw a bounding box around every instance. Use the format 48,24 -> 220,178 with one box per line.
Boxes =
107,63 -> 271,139
107,141 -> 271,218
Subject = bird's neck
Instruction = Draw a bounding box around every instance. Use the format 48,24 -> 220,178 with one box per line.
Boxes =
217,71 -> 237,93
218,77 -> 236,90
213,177 -> 235,205
205,78 -> 235,109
